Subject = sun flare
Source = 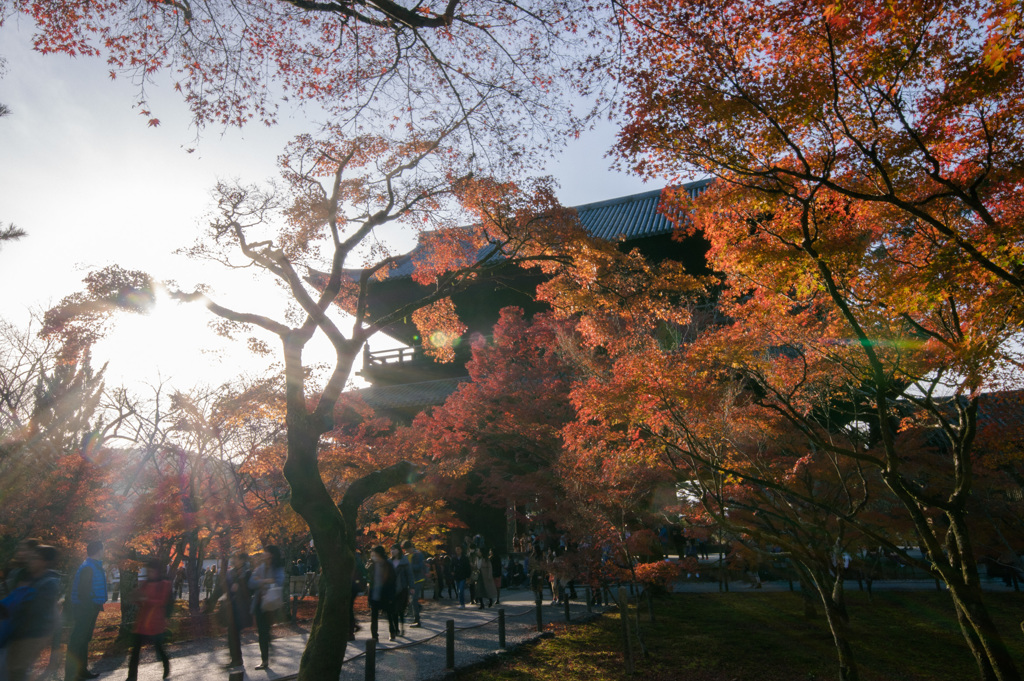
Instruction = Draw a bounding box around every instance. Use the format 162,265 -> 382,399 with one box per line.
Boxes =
93,293 -> 244,389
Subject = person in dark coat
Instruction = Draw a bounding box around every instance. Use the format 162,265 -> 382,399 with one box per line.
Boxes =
367,546 -> 397,643
248,546 -> 285,670
350,550 -> 368,640
452,545 -> 471,609
209,552 -> 251,670
403,540 -> 427,627
441,550 -> 456,599
489,548 -> 503,605
390,545 -> 413,636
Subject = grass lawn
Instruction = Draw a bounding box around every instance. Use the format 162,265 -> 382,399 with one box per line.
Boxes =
454,589 -> 1024,681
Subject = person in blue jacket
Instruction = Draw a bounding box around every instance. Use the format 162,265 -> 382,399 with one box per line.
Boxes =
1,544 -> 60,681
64,540 -> 107,681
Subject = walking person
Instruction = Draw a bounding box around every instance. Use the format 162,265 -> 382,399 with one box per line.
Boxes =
172,567 -> 185,601
1,544 -> 60,681
390,545 -> 413,636
203,565 -> 216,600
467,549 -> 480,606
249,546 -> 285,670
452,546 -> 471,610
402,541 -> 426,627
489,548 -> 503,605
529,545 -> 546,602
208,552 -> 251,670
289,559 -> 306,620
109,567 -> 121,603
65,540 -> 107,681
430,550 -> 445,601
442,550 -> 456,599
476,550 -> 497,608
367,547 -> 397,643
125,559 -> 172,680
350,551 -> 368,641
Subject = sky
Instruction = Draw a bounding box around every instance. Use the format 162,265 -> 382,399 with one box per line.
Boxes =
0,22 -> 652,394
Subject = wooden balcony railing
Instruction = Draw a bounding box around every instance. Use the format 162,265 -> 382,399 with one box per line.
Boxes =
363,345 -> 421,367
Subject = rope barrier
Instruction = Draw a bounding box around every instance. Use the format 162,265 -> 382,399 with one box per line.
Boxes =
375,630 -> 447,651
281,598 -> 605,680
353,603 -> 550,657
454,606 -> 534,631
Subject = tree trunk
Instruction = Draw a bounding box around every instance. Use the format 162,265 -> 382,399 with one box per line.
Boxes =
118,568 -> 139,642
283,405 -> 422,681
807,565 -> 859,681
947,580 -> 1019,681
297,532 -> 353,681
186,532 -> 202,615
283,418 -> 352,681
820,593 -> 859,681
277,327 -> 429,680
921,506 -> 1019,681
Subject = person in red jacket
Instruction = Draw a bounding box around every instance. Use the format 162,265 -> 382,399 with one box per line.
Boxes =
125,559 -> 171,680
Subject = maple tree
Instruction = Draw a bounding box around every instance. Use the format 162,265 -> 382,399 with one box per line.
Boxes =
609,2 -> 1024,679
414,305 -> 685,601
568,336 -> 913,681
617,0 -> 1024,301
42,124 -> 590,678
412,308 -> 576,542
2,3 -> 627,676
568,186 -> 1024,680
3,0 -> 618,164
0,315 -> 115,567
326,402 -> 464,548
100,378 -> 290,617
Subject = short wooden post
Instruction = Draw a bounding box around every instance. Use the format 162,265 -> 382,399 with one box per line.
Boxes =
446,619 -> 455,669
365,638 -> 376,681
564,596 -> 571,622
617,587 -> 634,675
535,592 -> 543,632
498,608 -> 506,649
585,586 -> 593,613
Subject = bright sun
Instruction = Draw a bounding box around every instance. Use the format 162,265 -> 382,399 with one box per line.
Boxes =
91,292 -> 370,393
93,293 -> 268,391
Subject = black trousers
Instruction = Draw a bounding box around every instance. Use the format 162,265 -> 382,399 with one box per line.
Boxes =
254,608 -> 273,663
64,604 -> 100,681
394,590 -> 409,626
226,619 -> 243,666
126,633 -> 169,679
368,598 -> 397,639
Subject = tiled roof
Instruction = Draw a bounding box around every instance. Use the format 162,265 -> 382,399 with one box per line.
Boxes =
352,377 -> 468,410
575,180 -> 710,241
327,182 -> 711,283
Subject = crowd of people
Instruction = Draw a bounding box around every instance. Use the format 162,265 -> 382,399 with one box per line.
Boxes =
205,547 -> 286,672
0,540 -> 288,681
0,530 -> 626,681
